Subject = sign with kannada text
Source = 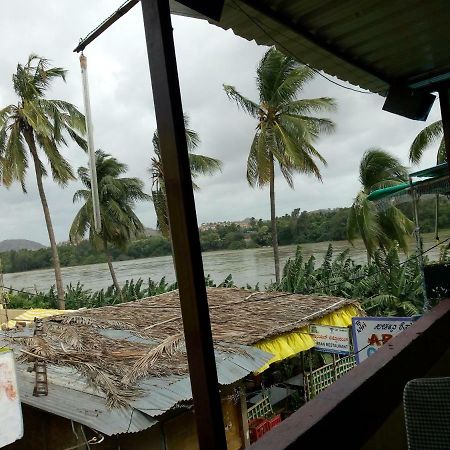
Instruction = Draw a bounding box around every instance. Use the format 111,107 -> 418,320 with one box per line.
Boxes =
0,349 -> 23,448
309,324 -> 350,355
352,316 -> 417,364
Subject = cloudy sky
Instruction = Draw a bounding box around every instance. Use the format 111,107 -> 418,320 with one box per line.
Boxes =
0,1 -> 442,245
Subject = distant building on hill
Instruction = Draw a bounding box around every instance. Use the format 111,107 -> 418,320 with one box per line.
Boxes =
199,218 -> 252,231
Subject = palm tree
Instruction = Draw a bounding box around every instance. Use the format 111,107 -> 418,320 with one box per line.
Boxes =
409,120 -> 444,164
409,120 -> 444,240
70,150 -> 150,294
0,55 -> 86,309
150,116 -> 222,238
223,47 -> 336,283
347,149 -> 414,261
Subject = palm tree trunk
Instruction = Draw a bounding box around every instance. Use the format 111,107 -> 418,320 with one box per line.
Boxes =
269,156 -> 280,283
106,252 -> 122,298
24,129 -> 65,309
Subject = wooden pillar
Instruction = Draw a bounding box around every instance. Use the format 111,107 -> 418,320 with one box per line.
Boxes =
439,88 -> 450,178
240,384 -> 251,447
140,1 -> 226,449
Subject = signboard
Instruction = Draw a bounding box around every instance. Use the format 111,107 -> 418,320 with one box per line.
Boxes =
309,324 -> 350,355
352,316 -> 417,364
0,349 -> 23,448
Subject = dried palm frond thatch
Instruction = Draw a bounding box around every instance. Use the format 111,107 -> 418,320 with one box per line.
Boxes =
6,287 -> 361,408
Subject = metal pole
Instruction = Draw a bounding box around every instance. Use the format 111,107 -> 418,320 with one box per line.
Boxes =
439,88 -> 450,179
140,1 -> 226,449
410,176 -> 429,311
80,54 -> 102,233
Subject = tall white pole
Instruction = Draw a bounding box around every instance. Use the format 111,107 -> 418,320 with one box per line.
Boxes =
80,54 -> 102,233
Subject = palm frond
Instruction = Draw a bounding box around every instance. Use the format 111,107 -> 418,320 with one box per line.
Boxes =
189,153 -> 222,177
409,120 -> 443,164
281,97 -> 337,115
223,85 -> 261,118
359,148 -> 408,192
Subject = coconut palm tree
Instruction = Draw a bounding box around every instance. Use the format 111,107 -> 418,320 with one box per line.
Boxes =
70,150 -> 150,294
409,120 -> 445,240
0,55 -> 87,309
150,117 -> 222,238
223,47 -> 336,283
409,120 -> 444,164
347,149 -> 414,261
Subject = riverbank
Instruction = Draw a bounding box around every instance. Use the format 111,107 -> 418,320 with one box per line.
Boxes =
3,245 -> 431,319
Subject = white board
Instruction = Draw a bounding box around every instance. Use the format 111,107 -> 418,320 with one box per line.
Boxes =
352,317 -> 417,364
0,349 -> 23,448
309,324 -> 350,354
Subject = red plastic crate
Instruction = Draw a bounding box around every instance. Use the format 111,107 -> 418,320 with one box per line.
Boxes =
248,418 -> 270,442
267,414 -> 282,429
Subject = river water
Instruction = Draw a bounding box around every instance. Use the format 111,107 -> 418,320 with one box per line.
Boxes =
3,233 -> 442,293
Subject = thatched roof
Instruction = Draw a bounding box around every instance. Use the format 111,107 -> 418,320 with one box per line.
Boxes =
51,288 -> 360,344
5,288 -> 360,407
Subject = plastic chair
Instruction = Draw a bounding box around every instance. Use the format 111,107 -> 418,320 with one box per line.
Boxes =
404,377 -> 450,450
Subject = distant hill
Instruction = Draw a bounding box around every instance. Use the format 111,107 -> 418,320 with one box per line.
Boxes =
0,239 -> 46,252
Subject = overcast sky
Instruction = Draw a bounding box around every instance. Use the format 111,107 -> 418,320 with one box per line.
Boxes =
0,1 -> 442,245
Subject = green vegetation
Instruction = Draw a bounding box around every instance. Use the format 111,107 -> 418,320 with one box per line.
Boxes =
150,116 -> 222,238
409,120 -> 444,165
277,244 -> 429,316
0,55 -> 87,307
4,274 -> 236,310
224,47 -> 336,283
70,150 -> 150,292
347,149 -> 414,260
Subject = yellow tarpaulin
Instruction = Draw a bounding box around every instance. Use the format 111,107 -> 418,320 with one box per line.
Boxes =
2,308 -> 72,330
254,304 -> 361,373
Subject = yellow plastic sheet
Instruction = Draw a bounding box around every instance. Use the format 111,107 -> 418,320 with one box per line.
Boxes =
2,308 -> 72,330
254,304 -> 361,373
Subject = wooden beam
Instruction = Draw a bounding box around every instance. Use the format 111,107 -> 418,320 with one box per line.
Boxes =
439,89 -> 450,179
140,1 -> 227,449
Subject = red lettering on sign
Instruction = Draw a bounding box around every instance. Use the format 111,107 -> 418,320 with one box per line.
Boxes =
368,334 -> 381,346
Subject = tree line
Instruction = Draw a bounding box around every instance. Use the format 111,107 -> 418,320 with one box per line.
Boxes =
2,195 -> 448,274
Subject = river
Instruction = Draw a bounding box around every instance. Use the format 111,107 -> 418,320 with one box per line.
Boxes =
3,233 -> 442,293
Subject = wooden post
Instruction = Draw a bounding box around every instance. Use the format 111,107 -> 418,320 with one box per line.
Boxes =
439,88 -> 450,179
332,354 -> 337,382
239,384 -> 251,448
140,1 -> 226,449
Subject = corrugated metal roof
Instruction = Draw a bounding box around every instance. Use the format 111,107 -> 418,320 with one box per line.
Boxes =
172,0 -> 450,94
16,363 -> 156,436
2,337 -> 271,436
